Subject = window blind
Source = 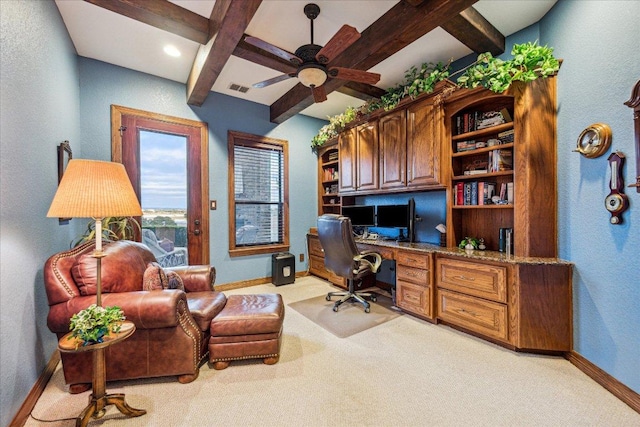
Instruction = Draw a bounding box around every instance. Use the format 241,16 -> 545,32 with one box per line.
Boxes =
234,144 -> 284,247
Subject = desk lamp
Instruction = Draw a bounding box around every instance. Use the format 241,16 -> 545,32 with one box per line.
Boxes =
47,159 -> 142,306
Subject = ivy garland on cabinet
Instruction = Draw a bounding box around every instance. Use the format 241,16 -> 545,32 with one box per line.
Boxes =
311,41 -> 560,149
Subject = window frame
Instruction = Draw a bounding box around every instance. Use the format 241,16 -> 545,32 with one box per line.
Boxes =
227,130 -> 289,257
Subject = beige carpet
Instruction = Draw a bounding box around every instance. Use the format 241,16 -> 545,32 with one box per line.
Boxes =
288,292 -> 401,338
25,276 -> 640,426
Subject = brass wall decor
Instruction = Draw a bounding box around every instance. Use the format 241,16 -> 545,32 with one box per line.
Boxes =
624,79 -> 639,192
574,123 -> 612,158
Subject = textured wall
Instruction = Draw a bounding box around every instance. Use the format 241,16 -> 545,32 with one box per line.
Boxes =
541,0 -> 640,393
0,2 -> 81,424
78,58 -> 322,284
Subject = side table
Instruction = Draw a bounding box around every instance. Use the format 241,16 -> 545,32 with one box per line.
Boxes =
58,321 -> 146,427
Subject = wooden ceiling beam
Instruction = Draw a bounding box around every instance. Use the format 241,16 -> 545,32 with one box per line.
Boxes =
186,0 -> 262,106
441,6 -> 505,56
338,82 -> 387,101
269,0 -> 479,124
84,0 -> 209,45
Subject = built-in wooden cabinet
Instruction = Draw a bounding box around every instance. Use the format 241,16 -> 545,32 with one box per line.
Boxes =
318,139 -> 353,216
307,232 -> 347,288
379,109 -> 407,190
444,77 -> 558,257
395,250 -> 434,321
339,121 -> 379,193
436,254 -> 571,352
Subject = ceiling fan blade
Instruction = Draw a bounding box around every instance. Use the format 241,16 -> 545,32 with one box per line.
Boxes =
312,85 -> 327,103
253,73 -> 295,88
328,67 -> 381,85
245,36 -> 302,65
316,25 -> 361,64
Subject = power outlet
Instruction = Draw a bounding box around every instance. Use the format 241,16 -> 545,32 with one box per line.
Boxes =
299,253 -> 305,262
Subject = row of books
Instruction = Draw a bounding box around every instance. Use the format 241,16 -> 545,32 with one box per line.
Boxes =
454,181 -> 514,206
323,167 -> 339,181
327,151 -> 338,161
454,108 -> 513,135
455,129 -> 515,153
461,149 -> 513,176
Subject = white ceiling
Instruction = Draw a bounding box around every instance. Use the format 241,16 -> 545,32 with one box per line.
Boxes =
55,0 -> 557,120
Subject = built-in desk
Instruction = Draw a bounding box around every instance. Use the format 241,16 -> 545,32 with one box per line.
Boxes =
346,239 -> 573,353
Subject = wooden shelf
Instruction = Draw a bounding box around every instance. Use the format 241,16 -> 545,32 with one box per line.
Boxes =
452,142 -> 514,157
452,170 -> 513,181
452,122 -> 513,141
452,204 -> 513,209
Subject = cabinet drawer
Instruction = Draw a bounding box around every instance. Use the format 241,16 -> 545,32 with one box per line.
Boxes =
397,265 -> 430,286
397,280 -> 431,318
357,243 -> 395,260
437,289 -> 508,342
308,236 -> 324,257
396,251 -> 429,269
437,258 -> 507,303
309,255 -> 329,279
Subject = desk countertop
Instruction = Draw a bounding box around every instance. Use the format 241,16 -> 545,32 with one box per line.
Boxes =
355,238 -> 572,266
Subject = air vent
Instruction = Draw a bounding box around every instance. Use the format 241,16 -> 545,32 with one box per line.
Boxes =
228,83 -> 250,93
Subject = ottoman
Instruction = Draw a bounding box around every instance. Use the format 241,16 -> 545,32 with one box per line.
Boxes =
208,293 -> 284,370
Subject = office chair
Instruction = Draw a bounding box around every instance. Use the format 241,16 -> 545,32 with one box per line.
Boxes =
317,214 -> 383,313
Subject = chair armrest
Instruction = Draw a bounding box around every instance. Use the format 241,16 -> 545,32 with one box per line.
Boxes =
47,290 -> 187,333
354,251 -> 383,273
165,265 -> 216,292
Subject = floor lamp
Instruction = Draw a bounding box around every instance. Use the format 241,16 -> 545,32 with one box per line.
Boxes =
47,159 -> 145,425
47,159 -> 142,306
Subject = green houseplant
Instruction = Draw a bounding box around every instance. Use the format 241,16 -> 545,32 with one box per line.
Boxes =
72,216 -> 141,247
69,304 -> 125,346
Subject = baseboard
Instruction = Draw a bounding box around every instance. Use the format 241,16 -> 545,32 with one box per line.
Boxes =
8,350 -> 60,427
566,350 -> 640,414
214,271 -> 309,291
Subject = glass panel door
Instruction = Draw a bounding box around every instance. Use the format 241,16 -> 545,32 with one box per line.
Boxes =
139,130 -> 189,267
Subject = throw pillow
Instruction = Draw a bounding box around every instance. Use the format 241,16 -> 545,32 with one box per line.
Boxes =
143,262 -> 168,291
165,270 -> 185,291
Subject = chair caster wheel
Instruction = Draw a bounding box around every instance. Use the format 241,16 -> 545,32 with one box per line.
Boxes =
371,295 -> 377,302
333,305 -> 339,312
364,307 -> 370,313
326,295 -> 331,301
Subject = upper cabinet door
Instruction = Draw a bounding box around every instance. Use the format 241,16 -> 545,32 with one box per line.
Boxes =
379,110 -> 407,190
356,121 -> 379,192
338,127 -> 357,193
407,98 -> 443,188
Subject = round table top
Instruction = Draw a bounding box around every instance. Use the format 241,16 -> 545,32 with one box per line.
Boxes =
58,321 -> 135,353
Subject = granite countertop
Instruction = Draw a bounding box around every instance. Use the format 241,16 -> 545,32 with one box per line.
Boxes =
355,238 -> 572,266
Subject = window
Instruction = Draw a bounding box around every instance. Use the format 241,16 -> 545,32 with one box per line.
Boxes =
228,131 -> 289,257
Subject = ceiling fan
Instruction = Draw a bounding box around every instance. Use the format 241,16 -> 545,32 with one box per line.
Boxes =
246,3 -> 381,103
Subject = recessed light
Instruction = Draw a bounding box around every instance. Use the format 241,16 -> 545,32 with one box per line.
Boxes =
163,45 -> 181,57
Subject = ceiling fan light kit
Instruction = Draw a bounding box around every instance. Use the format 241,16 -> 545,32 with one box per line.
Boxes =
247,3 -> 380,103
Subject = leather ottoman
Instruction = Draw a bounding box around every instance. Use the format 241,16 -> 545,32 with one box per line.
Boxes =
208,293 -> 284,370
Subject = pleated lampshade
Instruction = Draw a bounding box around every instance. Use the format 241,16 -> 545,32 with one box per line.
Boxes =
47,159 -> 142,219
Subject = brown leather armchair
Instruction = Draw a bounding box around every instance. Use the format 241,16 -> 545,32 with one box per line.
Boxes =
44,240 -> 226,393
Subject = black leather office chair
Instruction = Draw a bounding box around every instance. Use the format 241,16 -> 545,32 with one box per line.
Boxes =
317,214 -> 382,313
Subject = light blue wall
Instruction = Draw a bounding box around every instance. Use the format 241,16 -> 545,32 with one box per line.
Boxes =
0,1 -> 81,425
541,0 -> 640,393
78,58 -> 323,284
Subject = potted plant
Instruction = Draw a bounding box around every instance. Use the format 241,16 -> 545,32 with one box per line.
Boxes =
72,216 -> 141,247
69,304 -> 125,346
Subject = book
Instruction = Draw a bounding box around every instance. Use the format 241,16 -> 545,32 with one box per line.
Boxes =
456,182 -> 464,205
507,182 -> 514,204
464,182 -> 472,205
490,149 -> 512,172
470,181 -> 478,205
478,181 -> 496,205
498,129 -> 514,144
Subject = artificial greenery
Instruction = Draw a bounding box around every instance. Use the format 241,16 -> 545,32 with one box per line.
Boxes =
69,304 -> 125,346
456,41 -> 559,93
72,216 -> 141,247
458,237 -> 480,250
310,41 -> 559,148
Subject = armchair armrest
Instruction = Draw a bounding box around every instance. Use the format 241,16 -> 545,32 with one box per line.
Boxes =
354,251 -> 383,274
165,265 -> 216,292
47,290 -> 187,333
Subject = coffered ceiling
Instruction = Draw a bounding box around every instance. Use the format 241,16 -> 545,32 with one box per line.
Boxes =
55,0 -> 556,122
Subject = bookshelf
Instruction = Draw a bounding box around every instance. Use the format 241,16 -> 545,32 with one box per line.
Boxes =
317,139 -> 353,216
444,77 -> 559,257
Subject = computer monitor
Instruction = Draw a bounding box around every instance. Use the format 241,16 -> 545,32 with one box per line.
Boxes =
341,205 -> 375,227
375,204 -> 409,228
